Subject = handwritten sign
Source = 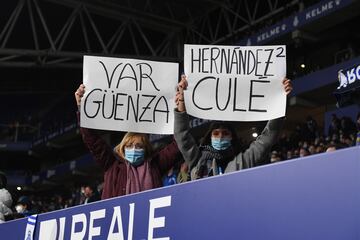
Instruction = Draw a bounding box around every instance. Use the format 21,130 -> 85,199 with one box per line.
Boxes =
184,44 -> 287,121
81,55 -> 179,134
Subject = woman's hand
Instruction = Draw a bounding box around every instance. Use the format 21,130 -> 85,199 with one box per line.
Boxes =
75,84 -> 85,107
175,75 -> 188,112
283,78 -> 293,96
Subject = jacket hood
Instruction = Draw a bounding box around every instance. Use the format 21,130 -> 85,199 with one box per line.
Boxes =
0,188 -> 13,208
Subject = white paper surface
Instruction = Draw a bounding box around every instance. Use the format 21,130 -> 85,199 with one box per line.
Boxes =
184,44 -> 287,121
81,55 -> 178,134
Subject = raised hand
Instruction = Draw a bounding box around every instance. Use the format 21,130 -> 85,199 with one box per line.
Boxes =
283,78 -> 293,96
75,84 -> 85,107
175,75 -> 188,112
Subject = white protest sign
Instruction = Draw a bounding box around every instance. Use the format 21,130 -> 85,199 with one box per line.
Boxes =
81,55 -> 179,134
184,44 -> 287,121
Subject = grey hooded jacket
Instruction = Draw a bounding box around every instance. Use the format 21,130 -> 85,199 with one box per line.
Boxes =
174,111 -> 284,179
0,188 -> 13,223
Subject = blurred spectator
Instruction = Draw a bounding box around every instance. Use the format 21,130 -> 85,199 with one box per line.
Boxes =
340,117 -> 356,136
162,167 -> 178,186
270,151 -> 281,163
286,150 -> 293,160
341,135 -> 354,147
328,114 -> 341,137
299,148 -> 309,157
325,143 -> 345,152
293,149 -> 300,158
83,185 -> 100,204
304,116 -> 318,141
315,145 -> 325,153
308,145 -> 316,155
177,162 -> 190,183
15,196 -> 36,217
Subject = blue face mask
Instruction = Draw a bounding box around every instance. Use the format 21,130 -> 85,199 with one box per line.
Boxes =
211,138 -> 232,150
124,148 -> 145,166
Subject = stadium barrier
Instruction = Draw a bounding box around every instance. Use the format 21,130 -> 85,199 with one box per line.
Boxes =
1,146 -> 359,240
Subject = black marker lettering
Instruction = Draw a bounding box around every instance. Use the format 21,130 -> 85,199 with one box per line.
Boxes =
255,49 -> 263,77
210,47 -> 220,74
102,90 -> 115,119
153,96 -> 169,123
99,61 -> 122,88
114,93 -> 126,121
201,48 -> 209,73
191,48 -> 201,73
264,49 -> 274,77
230,48 -> 239,74
126,94 -> 139,122
83,88 -> 102,118
137,62 -> 159,91
216,77 -> 231,111
247,50 -> 256,74
192,76 -> 214,110
238,50 -> 247,75
249,80 -> 270,112
139,94 -> 156,122
233,77 -> 246,112
116,63 -> 138,90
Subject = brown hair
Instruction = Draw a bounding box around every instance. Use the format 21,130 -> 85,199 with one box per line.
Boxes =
114,132 -> 153,159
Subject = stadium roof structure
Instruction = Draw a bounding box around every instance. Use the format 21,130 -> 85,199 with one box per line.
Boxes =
0,0 -> 317,68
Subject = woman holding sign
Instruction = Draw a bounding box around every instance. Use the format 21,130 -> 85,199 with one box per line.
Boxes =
174,76 -> 292,179
75,84 -> 179,199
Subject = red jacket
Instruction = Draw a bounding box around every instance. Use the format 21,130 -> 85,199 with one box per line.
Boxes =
80,127 -> 179,199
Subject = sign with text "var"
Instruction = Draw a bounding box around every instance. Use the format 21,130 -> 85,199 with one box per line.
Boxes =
81,56 -> 179,134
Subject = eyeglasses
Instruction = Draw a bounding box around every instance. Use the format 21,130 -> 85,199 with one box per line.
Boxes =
125,143 -> 144,149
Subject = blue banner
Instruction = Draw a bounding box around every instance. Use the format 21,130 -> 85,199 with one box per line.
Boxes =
291,56 -> 360,96
239,0 -> 353,46
1,146 -> 359,239
335,63 -> 360,91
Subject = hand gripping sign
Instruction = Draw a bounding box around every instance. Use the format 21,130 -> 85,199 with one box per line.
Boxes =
81,55 -> 179,134
183,44 -> 287,121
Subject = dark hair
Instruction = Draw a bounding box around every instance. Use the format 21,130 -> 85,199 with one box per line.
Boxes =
300,147 -> 310,154
17,196 -> 31,209
200,121 -> 242,154
326,142 -> 347,150
0,172 -> 7,189
84,185 -> 97,192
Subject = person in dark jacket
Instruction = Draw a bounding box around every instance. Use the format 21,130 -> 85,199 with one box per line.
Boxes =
83,185 -> 101,204
174,76 -> 292,180
15,196 -> 36,217
75,84 -> 179,199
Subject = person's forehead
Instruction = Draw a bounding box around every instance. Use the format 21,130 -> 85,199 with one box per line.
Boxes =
128,136 -> 143,142
212,128 -> 230,132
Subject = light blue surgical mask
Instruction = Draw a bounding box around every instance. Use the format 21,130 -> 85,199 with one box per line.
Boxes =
125,148 -> 145,166
211,138 -> 232,150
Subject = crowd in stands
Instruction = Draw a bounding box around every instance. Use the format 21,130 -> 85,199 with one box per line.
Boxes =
270,113 -> 360,162
0,178 -> 104,222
